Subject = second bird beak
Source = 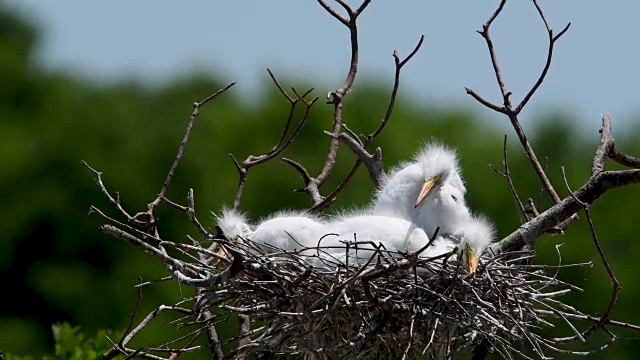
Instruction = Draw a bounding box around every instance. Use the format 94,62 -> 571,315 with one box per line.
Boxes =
463,244 -> 479,273
415,175 -> 442,208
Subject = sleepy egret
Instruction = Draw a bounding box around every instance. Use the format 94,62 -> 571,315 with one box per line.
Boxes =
215,208 -> 323,254
251,211 -> 323,252
373,143 -> 470,237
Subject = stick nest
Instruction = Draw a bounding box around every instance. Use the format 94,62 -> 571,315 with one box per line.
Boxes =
188,239 -> 591,360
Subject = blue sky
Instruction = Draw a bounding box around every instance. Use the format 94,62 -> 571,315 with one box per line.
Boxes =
7,1 -> 639,134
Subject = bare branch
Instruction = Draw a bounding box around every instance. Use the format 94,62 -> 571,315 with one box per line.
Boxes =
491,168 -> 640,253
559,166 -> 620,342
465,1 -> 567,206
311,35 -> 425,212
514,0 -> 571,114
324,131 -> 385,187
489,134 -> 528,223
152,83 -> 236,211
592,115 -> 614,175
230,71 -> 318,208
237,314 -> 252,360
609,147 -> 640,169
162,189 -> 213,241
103,304 -> 193,359
595,114 -> 640,172
82,160 -> 141,224
285,0 -> 372,209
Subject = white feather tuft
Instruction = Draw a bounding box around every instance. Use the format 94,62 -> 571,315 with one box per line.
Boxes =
213,207 -> 254,242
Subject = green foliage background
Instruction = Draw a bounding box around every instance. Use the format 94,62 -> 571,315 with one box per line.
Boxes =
1,3 -> 639,359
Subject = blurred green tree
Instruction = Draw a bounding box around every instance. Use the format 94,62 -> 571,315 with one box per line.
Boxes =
1,2 -> 639,359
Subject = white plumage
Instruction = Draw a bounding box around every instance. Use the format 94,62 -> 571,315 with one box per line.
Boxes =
373,142 -> 469,238
214,208 -> 323,254
314,214 -> 431,266
214,142 -> 496,272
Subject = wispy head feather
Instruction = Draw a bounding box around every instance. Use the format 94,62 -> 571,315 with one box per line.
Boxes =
213,207 -> 253,242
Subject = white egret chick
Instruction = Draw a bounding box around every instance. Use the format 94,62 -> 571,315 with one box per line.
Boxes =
373,143 -> 470,237
251,211 -> 323,252
213,208 -> 254,260
315,214 -> 431,266
215,208 -> 323,254
215,208 -> 254,243
456,214 -> 496,273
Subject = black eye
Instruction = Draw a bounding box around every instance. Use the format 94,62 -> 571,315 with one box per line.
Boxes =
451,194 -> 458,201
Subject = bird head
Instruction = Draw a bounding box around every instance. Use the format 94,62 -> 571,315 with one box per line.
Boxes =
454,214 -> 496,273
413,143 -> 466,208
214,207 -> 254,243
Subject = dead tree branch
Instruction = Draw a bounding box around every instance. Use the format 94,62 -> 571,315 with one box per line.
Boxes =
230,70 -> 318,209
489,134 -> 528,223
492,116 -> 640,253
465,0 -> 570,207
558,166 -> 620,342
284,0 -> 372,208
312,35 -> 425,212
83,83 -> 235,235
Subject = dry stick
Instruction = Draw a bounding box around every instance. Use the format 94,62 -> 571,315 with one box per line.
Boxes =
596,115 -> 640,171
464,0 -> 570,207
147,83 -> 236,235
82,161 -> 144,224
496,174 -> 625,251
312,35 -> 425,212
104,304 -> 193,359
230,70 -> 318,209
84,80 -> 235,280
489,134 -> 528,223
555,169 -> 617,342
491,119 -> 640,253
198,291 -> 225,357
103,278 -> 146,359
162,188 -> 213,241
283,0 -> 371,207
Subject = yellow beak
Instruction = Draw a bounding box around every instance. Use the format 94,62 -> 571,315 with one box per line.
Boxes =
215,243 -> 233,264
463,244 -> 479,273
415,175 -> 442,208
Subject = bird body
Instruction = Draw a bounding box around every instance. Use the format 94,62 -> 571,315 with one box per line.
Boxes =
314,214 -> 432,266
214,208 -> 322,254
251,212 -> 323,252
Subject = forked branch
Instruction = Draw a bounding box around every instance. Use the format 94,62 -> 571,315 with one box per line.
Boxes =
493,116 -> 640,253
229,70 -> 318,209
284,0 -> 372,208
465,0 -> 570,208
312,35 -> 426,212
